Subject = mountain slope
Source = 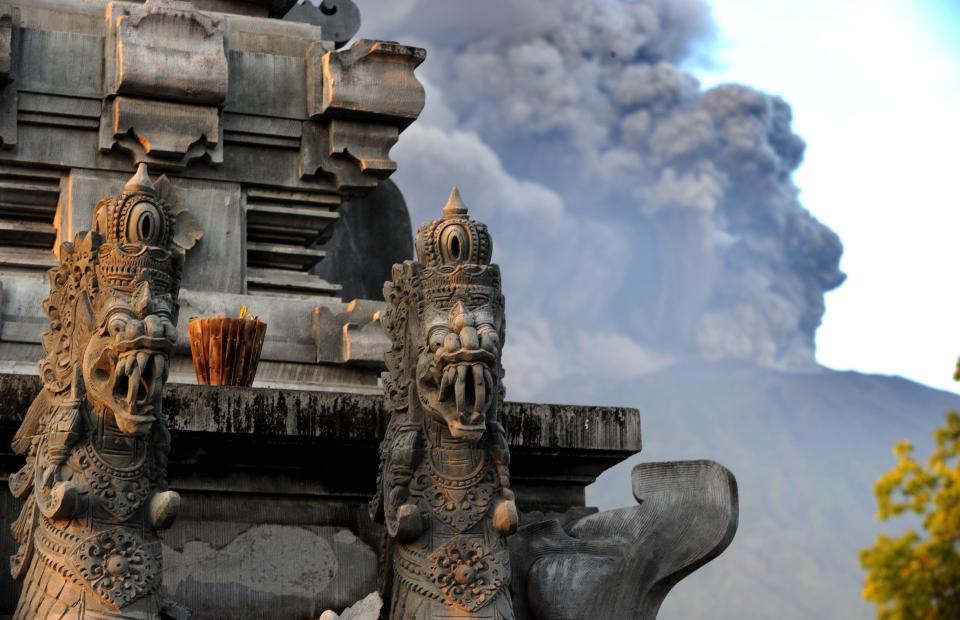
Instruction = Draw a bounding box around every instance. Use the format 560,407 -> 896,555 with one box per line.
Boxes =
538,361 -> 960,619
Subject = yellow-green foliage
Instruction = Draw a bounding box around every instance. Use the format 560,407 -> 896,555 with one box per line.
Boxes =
860,406 -> 960,619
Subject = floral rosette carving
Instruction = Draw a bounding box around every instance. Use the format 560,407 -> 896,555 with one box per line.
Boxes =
429,538 -> 509,612
69,529 -> 161,608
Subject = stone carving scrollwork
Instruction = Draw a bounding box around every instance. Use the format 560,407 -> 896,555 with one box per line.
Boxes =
8,164 -> 188,619
372,187 -> 517,619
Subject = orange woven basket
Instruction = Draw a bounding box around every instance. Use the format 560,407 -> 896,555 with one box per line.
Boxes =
188,316 -> 267,387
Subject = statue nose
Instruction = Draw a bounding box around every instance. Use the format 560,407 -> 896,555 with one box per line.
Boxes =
143,315 -> 165,339
458,325 -> 479,349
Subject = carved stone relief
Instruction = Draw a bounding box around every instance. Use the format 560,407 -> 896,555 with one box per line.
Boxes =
101,1 -> 228,168
9,165 -> 187,619
372,188 -> 517,619
301,39 -> 425,189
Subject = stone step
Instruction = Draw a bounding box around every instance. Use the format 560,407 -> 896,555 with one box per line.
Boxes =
247,242 -> 326,271
247,267 -> 342,296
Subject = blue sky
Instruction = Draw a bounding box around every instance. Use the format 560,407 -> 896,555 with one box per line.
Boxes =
695,0 -> 960,393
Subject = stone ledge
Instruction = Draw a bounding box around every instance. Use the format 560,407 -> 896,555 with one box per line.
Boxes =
0,373 -> 641,453
0,374 -> 639,510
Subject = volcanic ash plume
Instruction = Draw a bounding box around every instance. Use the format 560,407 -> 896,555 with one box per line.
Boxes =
340,0 -> 845,376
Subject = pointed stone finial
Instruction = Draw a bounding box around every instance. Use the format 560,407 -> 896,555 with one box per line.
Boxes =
125,163 -> 156,195
442,186 -> 469,220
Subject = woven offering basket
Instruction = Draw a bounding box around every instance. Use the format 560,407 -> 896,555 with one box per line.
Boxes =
188,315 -> 267,387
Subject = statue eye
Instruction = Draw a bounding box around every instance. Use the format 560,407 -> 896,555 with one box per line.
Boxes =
439,225 -> 470,264
107,313 -> 131,337
126,201 -> 164,245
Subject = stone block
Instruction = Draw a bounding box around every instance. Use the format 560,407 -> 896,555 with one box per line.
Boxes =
19,92 -> 101,130
300,119 -> 399,189
100,97 -> 223,169
226,50 -> 306,119
320,591 -> 383,620
106,0 -> 228,105
247,242 -> 325,271
173,180 -> 244,293
223,112 -> 302,149
312,299 -> 387,365
0,165 -> 60,276
308,39 -> 426,128
18,28 -> 102,98
341,312 -> 387,367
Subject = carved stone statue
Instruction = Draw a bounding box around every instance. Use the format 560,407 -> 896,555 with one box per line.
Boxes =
372,188 -> 517,619
8,165 -> 186,619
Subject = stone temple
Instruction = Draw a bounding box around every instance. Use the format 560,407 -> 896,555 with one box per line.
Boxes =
0,1 -> 738,618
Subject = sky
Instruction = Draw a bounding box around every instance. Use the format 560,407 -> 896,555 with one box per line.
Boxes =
694,0 -> 960,393
313,4 -> 960,615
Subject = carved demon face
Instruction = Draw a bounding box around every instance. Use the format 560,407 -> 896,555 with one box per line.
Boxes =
40,165 -> 183,437
416,294 -> 503,442
382,189 -> 505,443
81,276 -> 178,437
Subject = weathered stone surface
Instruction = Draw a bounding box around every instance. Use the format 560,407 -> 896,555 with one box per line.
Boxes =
106,0 -> 229,104
226,48 -> 307,118
19,28 -> 102,97
8,166 -> 186,619
0,8 -> 14,82
0,164 -> 60,277
340,319 -> 382,366
163,523 -> 377,620
100,97 -> 223,168
300,119 -> 399,189
308,39 -> 426,128
512,460 -> 738,620
98,1 -> 228,168
0,372 -> 641,496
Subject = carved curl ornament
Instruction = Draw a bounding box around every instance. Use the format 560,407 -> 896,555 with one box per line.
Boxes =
8,165 -> 186,619
372,187 -> 517,619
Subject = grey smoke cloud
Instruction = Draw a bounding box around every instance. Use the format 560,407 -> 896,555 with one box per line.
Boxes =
344,0 -> 845,387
